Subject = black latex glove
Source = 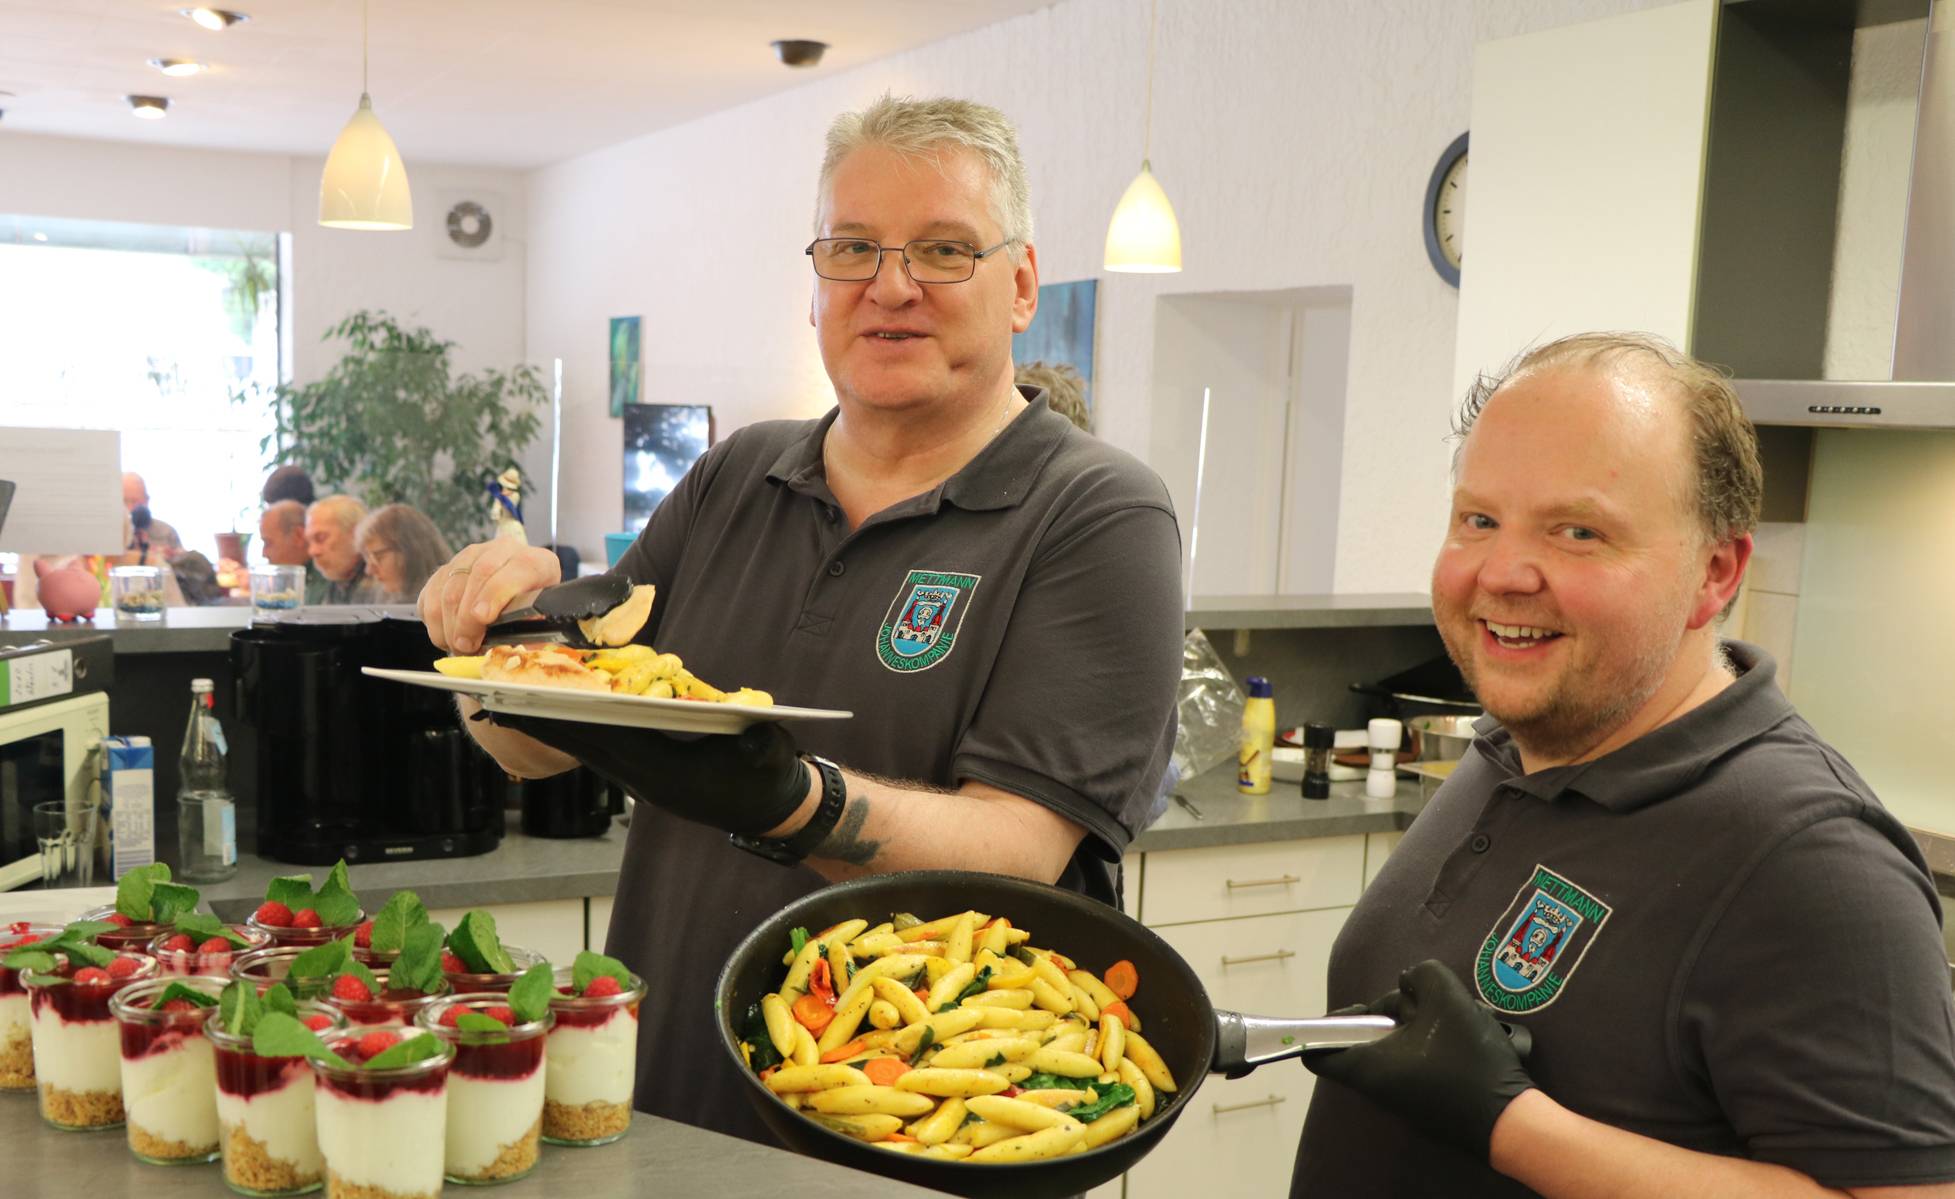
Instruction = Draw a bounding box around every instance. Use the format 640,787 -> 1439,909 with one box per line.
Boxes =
483,711 -> 812,838
1305,959 -> 1534,1160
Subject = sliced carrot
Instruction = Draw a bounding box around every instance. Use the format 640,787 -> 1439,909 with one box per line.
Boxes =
913,986 -> 932,1005
1101,1000 -> 1138,1031
861,1058 -> 910,1086
793,993 -> 835,1036
810,958 -> 836,1006
883,1132 -> 919,1143
1104,960 -> 1139,1001
758,1065 -> 778,1082
819,1038 -> 869,1064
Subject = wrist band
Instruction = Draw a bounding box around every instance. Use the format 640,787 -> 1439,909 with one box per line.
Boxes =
729,754 -> 846,866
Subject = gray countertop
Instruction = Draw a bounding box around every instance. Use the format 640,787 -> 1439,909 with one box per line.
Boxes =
0,1087 -> 945,1198
1184,591 -> 1434,630
0,605 -> 253,653
1132,762 -> 1429,852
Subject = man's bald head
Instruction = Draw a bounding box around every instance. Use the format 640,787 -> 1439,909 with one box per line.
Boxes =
260,500 -> 310,567
122,472 -> 148,511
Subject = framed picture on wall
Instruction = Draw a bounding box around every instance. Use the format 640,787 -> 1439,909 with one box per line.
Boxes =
1011,278 -> 1098,416
609,316 -> 641,418
623,403 -> 714,533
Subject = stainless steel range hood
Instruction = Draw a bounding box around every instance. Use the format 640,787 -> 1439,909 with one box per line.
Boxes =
1733,2 -> 1955,430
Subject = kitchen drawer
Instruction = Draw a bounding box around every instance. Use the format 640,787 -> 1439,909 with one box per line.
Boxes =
1154,907 -> 1348,1020
1364,831 -> 1403,890
428,899 -> 585,967
1124,1056 -> 1313,1198
1141,837 -> 1364,926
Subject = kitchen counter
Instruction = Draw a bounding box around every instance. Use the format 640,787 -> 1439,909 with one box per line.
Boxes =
1132,761 -> 1430,852
1184,591 -> 1433,630
0,605 -> 254,653
0,1091 -> 946,1198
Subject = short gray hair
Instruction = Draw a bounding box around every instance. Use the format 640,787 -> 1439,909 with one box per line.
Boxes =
263,499 -> 305,535
308,494 -> 367,532
817,95 -> 1034,259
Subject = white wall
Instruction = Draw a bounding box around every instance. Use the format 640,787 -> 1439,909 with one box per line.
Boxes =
523,0 -> 1668,575
0,133 -> 527,386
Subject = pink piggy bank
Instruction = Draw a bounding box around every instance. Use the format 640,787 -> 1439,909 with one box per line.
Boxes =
35,559 -> 101,621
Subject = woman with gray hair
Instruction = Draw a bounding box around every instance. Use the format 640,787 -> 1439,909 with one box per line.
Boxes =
355,504 -> 454,604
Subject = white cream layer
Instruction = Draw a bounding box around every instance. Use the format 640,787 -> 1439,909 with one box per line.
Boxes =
544,1013 -> 634,1107
30,1005 -> 120,1093
446,1068 -> 545,1175
216,1066 -> 323,1174
123,1035 -> 219,1148
316,1083 -> 446,1194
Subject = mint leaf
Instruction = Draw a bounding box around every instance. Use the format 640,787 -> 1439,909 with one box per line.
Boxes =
450,910 -> 515,975
389,922 -> 446,995
174,912 -> 226,940
252,1011 -> 351,1069
312,879 -> 361,927
363,1032 -> 447,1071
262,983 -> 298,1018
151,982 -> 219,1011
4,948 -> 56,975
322,859 -> 351,897
149,882 -> 201,924
287,938 -> 351,980
455,1011 -> 508,1033
116,862 -> 171,921
220,980 -> 259,1035
265,875 -> 314,911
64,920 -> 116,942
369,890 -> 427,954
62,941 -> 113,969
571,950 -> 632,994
507,962 -> 555,1026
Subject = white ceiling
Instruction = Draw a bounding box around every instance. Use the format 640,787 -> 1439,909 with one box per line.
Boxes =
0,0 -> 1058,169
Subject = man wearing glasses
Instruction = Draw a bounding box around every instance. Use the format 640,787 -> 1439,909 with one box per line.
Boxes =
417,95 -> 1183,1142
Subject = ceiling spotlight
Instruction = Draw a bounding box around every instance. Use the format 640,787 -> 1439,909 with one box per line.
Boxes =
149,58 -> 208,77
182,8 -> 248,31
771,39 -> 828,68
128,95 -> 171,119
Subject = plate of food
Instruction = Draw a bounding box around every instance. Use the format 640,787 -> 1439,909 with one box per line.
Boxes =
365,643 -> 850,735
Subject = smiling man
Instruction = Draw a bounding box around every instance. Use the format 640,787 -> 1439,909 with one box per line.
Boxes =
1293,334 -> 1955,1198
415,96 -> 1182,1143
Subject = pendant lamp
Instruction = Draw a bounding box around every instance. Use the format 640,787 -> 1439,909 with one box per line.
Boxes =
319,0 -> 412,230
1104,0 -> 1181,272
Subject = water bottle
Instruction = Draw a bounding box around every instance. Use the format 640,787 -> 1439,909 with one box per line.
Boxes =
178,678 -> 238,881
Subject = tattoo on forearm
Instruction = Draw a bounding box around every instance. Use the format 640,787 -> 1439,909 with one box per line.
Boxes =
818,797 -> 883,866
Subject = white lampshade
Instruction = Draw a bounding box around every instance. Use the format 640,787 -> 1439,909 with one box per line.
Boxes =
1103,161 -> 1182,273
318,93 -> 413,230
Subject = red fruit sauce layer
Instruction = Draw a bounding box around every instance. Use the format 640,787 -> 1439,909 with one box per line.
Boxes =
335,989 -> 441,1027
120,1018 -> 206,1060
0,965 -> 24,999
450,1034 -> 544,1082
95,924 -> 169,952
316,1065 -> 447,1102
29,974 -> 133,1024
548,1001 -> 638,1031
214,1043 -> 312,1099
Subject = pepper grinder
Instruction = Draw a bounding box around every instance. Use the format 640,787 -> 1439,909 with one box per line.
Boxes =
1302,722 -> 1334,799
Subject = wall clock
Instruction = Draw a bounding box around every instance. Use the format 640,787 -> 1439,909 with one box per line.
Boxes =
1424,132 -> 1468,288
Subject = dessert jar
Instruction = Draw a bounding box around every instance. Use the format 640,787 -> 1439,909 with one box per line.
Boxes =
247,908 -> 367,949
417,994 -> 553,1185
79,905 -> 172,954
331,970 -> 451,1028
311,1024 -> 453,1199
24,951 -> 160,1130
440,945 -> 547,996
208,1000 -> 348,1197
231,947 -> 335,1002
541,966 -> 644,1147
0,922 -> 62,1092
150,924 -> 273,976
110,973 -> 229,1164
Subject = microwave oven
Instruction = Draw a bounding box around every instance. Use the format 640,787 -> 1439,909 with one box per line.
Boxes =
0,690 -> 111,892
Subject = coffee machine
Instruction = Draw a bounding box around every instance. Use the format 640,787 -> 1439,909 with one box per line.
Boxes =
232,608 -> 505,865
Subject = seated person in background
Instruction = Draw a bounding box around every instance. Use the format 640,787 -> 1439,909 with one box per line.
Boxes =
305,495 -> 378,604
259,499 -> 330,604
121,472 -> 182,562
262,464 -> 316,507
1014,360 -> 1091,431
355,504 -> 452,604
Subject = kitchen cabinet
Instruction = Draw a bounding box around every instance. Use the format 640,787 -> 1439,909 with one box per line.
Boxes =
1142,835 -> 1365,926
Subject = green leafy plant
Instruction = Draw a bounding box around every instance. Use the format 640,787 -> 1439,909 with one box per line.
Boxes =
241,310 -> 545,546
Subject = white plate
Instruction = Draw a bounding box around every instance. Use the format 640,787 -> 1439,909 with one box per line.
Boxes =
361,667 -> 852,734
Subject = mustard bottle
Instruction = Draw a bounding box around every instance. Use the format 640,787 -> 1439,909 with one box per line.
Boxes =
1238,676 -> 1275,795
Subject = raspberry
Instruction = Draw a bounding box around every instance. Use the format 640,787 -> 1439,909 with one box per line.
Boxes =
197,937 -> 232,955
104,913 -> 134,928
107,956 -> 141,979
7,933 -> 41,947
73,967 -> 111,985
291,909 -> 323,930
438,1006 -> 464,1028
440,950 -> 466,973
353,1031 -> 400,1061
302,1014 -> 335,1032
484,1005 -> 516,1026
162,998 -> 201,1014
254,901 -> 293,927
161,933 -> 195,953
330,974 -> 373,1003
582,975 -> 622,998
353,921 -> 374,948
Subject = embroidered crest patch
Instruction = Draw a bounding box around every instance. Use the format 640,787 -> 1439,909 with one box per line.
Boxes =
1473,864 -> 1612,1014
877,569 -> 981,674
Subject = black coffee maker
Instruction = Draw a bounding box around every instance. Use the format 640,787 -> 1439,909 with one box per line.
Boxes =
232,608 -> 506,865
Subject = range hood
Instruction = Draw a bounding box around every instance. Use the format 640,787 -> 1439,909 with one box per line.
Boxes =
1733,2 -> 1955,431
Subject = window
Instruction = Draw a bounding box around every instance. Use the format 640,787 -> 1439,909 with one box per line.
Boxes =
0,215 -> 283,565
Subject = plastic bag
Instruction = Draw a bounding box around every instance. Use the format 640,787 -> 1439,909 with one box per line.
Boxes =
1170,628 -> 1247,785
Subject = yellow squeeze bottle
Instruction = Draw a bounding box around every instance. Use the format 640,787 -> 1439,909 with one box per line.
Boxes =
1238,676 -> 1275,795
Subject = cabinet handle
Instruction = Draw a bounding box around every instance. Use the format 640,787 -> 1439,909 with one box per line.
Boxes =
1220,949 -> 1296,967
1225,874 -> 1300,890
1212,1094 -> 1286,1116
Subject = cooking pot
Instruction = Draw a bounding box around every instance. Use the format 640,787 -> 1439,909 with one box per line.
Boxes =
1407,713 -> 1483,761
715,870 -> 1526,1199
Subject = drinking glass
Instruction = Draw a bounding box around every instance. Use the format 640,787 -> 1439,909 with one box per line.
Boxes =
250,565 -> 304,616
110,565 -> 165,621
32,800 -> 98,888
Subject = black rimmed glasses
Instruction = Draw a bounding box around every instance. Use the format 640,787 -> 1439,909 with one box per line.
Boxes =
805,237 -> 1013,284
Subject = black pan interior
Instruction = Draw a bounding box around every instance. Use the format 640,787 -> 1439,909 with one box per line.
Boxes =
714,870 -> 1222,1199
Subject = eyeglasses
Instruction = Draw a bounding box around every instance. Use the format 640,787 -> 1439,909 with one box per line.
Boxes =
805,238 -> 1014,284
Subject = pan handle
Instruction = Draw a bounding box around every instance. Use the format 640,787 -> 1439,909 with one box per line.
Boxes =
1211,1010 -> 1534,1079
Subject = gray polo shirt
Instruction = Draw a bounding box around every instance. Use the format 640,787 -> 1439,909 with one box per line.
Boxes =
1293,642 -> 1955,1196
604,392 -> 1183,1144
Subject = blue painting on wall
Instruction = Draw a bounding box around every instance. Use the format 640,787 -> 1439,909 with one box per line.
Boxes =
1012,278 -> 1097,411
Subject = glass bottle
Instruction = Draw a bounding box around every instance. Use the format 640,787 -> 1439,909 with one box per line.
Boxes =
178,677 -> 238,881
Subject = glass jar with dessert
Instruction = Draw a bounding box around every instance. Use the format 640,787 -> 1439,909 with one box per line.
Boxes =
109,973 -> 228,1164
543,953 -> 644,1147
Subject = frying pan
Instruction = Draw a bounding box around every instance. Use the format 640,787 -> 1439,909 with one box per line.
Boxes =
715,870 -> 1528,1199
